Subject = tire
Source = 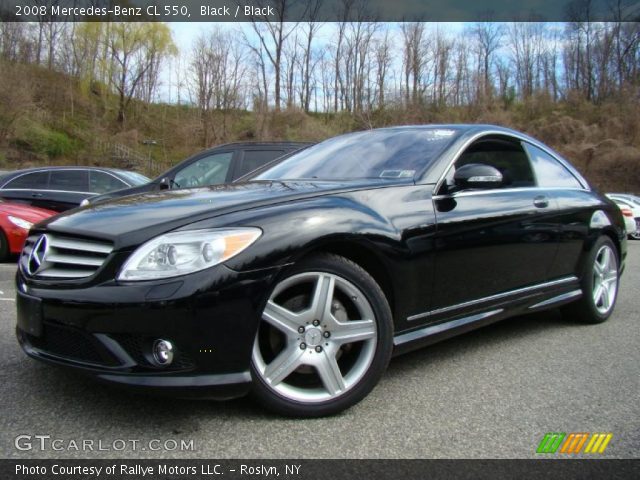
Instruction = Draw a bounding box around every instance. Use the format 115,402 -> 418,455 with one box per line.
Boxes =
561,236 -> 620,324
250,253 -> 393,417
0,229 -> 9,262
629,222 -> 640,240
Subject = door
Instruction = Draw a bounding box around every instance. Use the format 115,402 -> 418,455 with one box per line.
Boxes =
431,135 -> 562,315
0,171 -> 50,207
523,142 -> 595,278
46,170 -> 90,211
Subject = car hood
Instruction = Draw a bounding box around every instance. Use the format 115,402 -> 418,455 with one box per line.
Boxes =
0,202 -> 57,223
37,180 -> 381,248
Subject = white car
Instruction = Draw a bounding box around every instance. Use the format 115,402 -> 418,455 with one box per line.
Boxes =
607,194 -> 640,240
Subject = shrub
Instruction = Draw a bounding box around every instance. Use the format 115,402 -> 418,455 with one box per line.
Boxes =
21,123 -> 77,158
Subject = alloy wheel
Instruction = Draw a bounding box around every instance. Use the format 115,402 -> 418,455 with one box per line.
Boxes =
252,272 -> 377,403
592,244 -> 618,315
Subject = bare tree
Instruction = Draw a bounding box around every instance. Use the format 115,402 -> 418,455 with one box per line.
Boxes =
470,20 -> 503,100
190,28 -> 246,145
401,22 -> 428,106
248,0 -> 300,111
374,28 -> 391,109
298,0 -> 322,112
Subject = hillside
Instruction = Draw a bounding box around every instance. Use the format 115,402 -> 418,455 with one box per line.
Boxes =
0,61 -> 638,192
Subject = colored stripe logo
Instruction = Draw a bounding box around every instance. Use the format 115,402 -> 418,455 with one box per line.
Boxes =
537,433 -> 612,454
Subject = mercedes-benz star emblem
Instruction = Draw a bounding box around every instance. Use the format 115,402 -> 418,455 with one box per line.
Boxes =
27,234 -> 49,276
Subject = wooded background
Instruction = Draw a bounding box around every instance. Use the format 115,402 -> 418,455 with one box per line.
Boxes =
1,2 -> 639,191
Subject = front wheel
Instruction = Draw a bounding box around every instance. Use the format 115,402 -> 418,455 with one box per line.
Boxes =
250,254 -> 393,417
561,236 -> 620,324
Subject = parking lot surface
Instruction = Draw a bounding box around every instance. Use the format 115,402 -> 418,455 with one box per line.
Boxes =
1,244 -> 638,459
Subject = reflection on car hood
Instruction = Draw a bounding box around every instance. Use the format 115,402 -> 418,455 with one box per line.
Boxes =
37,180 -> 379,248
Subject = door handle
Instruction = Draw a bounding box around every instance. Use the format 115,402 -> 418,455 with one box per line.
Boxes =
533,195 -> 549,208
31,193 -> 43,198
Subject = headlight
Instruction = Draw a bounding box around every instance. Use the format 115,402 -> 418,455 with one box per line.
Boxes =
7,215 -> 33,230
118,228 -> 261,281
80,199 -> 90,207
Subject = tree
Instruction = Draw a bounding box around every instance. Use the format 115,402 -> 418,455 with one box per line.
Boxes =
401,22 -> 428,106
107,23 -> 175,124
190,28 -> 246,145
298,0 -> 322,112
248,0 -> 299,111
470,20 -> 503,100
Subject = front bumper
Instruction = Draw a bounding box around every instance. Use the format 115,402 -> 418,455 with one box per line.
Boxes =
15,264 -> 282,399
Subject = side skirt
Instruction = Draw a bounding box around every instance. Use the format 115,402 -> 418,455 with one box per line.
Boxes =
392,280 -> 582,357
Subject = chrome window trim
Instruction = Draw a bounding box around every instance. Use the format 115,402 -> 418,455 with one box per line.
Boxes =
0,168 -> 135,190
407,276 -> 578,322
0,188 -> 94,195
432,186 -> 589,201
431,129 -> 590,195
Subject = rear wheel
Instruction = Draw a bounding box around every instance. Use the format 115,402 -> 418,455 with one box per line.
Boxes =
561,236 -> 619,324
250,254 -> 393,417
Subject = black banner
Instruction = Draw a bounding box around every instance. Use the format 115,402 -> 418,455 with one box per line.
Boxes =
3,459 -> 640,480
1,0 -> 640,22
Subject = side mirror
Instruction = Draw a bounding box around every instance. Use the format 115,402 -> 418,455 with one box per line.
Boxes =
158,178 -> 171,190
454,163 -> 503,190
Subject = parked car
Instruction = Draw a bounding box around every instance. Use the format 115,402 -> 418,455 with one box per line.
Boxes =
16,125 -> 626,416
83,142 -> 312,206
0,167 -> 150,212
0,201 -> 56,261
606,193 -> 640,240
614,205 -> 638,239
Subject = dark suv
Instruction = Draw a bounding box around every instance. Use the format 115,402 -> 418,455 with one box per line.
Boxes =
85,142 -> 311,205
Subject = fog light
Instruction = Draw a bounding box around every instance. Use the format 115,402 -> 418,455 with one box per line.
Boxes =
152,339 -> 174,366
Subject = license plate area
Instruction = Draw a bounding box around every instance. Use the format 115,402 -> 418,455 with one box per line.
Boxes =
16,292 -> 43,337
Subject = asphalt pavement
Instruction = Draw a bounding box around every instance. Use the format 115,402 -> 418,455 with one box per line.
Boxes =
1,244 -> 638,459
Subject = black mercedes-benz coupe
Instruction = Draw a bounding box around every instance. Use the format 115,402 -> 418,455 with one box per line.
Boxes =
15,125 -> 627,416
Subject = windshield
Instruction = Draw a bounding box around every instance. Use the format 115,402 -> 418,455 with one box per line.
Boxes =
253,128 -> 460,181
119,171 -> 151,185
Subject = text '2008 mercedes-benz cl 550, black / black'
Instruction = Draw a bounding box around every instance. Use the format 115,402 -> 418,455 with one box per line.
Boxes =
15,125 -> 626,417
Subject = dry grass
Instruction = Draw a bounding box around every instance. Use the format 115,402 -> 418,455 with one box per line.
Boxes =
0,62 -> 638,193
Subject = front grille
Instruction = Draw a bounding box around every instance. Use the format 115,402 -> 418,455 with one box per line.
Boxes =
28,321 -> 120,367
21,233 -> 113,280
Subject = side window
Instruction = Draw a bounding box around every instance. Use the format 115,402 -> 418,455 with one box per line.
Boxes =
525,143 -> 583,189
174,152 -> 233,188
3,171 -> 49,189
441,137 -> 535,193
89,172 -> 128,193
236,150 -> 285,179
49,170 -> 89,192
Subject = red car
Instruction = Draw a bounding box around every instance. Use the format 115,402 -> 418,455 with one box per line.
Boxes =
0,201 -> 56,261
